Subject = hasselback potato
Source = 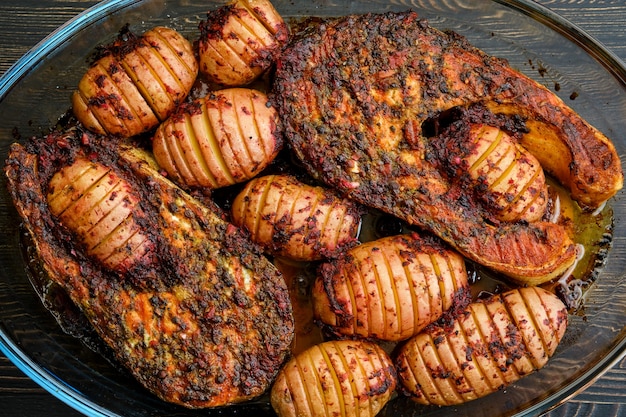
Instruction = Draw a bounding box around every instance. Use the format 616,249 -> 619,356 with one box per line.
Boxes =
445,124 -> 548,223
46,157 -> 154,273
197,0 -> 290,86
313,233 -> 471,341
152,88 -> 282,189
231,174 -> 362,261
271,340 -> 397,417
395,287 -> 568,406
72,26 -> 197,137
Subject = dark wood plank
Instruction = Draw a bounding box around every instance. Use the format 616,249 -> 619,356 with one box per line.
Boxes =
0,0 -> 623,416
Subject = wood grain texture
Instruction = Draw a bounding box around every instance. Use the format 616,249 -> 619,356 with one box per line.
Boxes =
0,0 -> 624,416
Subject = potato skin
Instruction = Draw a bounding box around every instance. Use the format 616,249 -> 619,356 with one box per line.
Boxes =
197,0 -> 290,86
313,233 -> 471,341
152,88 -> 282,189
231,174 -> 362,261
46,157 -> 154,272
395,287 -> 568,406
271,340 -> 397,417
72,26 -> 197,137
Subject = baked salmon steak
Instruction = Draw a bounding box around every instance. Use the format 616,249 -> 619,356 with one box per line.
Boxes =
271,11 -> 623,284
4,129 -> 294,408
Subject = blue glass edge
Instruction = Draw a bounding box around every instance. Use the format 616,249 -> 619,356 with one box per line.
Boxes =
0,0 -> 624,416
0,0 -> 141,101
0,1 -> 142,415
0,331 -> 117,417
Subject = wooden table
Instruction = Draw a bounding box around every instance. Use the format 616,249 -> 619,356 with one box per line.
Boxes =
0,0 -> 624,415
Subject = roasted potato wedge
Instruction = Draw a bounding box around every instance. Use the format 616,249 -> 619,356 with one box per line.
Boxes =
271,340 -> 397,417
152,88 -> 282,189
395,287 -> 568,406
231,174 -> 362,261
197,0 -> 290,86
72,26 -> 198,137
313,233 -> 471,341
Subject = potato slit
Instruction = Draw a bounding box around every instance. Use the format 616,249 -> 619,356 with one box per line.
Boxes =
332,341 -> 361,417
293,354 -> 316,416
343,263 -> 361,336
299,192 -> 322,260
150,30 -> 195,88
503,165 -> 544,217
239,2 -> 279,39
184,113 -> 218,187
91,214 -> 135,258
332,204 -> 351,250
204,101 -> 236,184
58,168 -> 115,220
418,255 -> 438,325
282,185 -> 303,257
304,347 -> 332,417
402,253 -> 420,335
369,247 -> 389,340
134,44 -> 182,105
233,12 -> 273,48
230,93 -> 256,177
350,344 -> 376,417
429,253 -> 447,312
499,293 -> 537,373
319,343 -> 347,417
81,182 -> 127,235
382,246 -> 404,338
251,176 -> 273,240
314,199 -> 340,258
520,288 -> 551,365
204,40 -> 242,74
47,163 -> 104,213
454,316 -> 492,394
427,332 -> 465,404
163,120 -> 198,185
353,256 -> 373,338
284,362 -> 311,416
248,92 -> 269,161
215,100 -> 247,182
104,230 -> 148,267
119,57 -> 167,121
468,126 -> 501,172
467,305 -> 508,388
487,144 -> 518,190
89,63 -> 144,133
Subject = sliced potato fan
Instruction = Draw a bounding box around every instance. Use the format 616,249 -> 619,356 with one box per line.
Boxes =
197,0 -> 290,86
46,157 -> 154,273
271,340 -> 397,417
231,174 -> 362,261
313,233 -> 471,341
395,287 -> 568,406
72,26 -> 198,138
152,88 -> 282,189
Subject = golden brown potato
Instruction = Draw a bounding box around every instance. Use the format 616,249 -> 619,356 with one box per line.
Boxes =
197,0 -> 290,86
455,124 -> 548,223
72,26 -> 198,137
152,88 -> 282,189
46,157 -> 154,272
231,174 -> 362,261
271,340 -> 397,417
313,233 -> 471,341
395,287 -> 568,406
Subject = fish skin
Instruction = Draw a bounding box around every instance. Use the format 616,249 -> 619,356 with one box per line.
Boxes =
4,130 -> 294,408
271,11 -> 621,283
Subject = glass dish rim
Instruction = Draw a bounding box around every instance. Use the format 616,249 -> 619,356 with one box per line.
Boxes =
0,0 -> 625,416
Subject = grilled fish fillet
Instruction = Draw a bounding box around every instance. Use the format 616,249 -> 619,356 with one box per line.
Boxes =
271,11 -> 623,283
4,130 -> 294,408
